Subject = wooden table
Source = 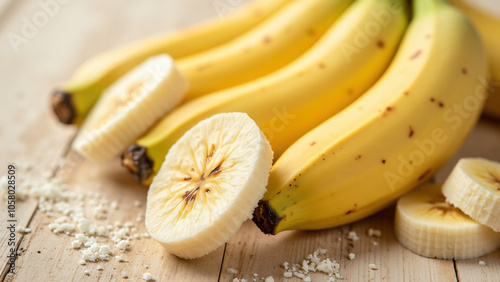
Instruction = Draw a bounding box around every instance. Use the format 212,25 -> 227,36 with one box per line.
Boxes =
1,0 -> 499,281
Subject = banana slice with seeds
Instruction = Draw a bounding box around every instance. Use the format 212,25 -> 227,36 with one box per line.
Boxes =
442,158 -> 500,232
395,183 -> 500,260
72,54 -> 188,163
145,113 -> 273,259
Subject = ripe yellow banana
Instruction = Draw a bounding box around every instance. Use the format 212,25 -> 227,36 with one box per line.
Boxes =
52,0 -> 291,125
123,0 -> 409,185
450,0 -> 500,118
176,0 -> 354,101
252,0 -> 489,235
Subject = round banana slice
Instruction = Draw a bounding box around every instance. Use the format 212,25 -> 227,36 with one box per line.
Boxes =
395,183 -> 500,260
72,54 -> 188,163
442,158 -> 500,232
145,112 -> 273,259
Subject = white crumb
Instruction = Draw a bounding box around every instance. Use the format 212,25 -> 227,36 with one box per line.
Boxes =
78,260 -> 86,265
479,261 -> 487,266
142,272 -> 153,281
348,253 -> 355,260
121,271 -> 128,278
84,269 -> 91,276
226,268 -> 238,274
347,231 -> 359,241
264,276 -> 274,282
367,228 -> 382,237
369,263 -> 378,270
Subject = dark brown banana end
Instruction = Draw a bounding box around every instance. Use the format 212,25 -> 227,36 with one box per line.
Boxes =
252,200 -> 282,235
51,91 -> 76,124
121,144 -> 153,184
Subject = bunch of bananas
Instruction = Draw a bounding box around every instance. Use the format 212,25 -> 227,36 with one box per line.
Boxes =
52,0 -> 500,259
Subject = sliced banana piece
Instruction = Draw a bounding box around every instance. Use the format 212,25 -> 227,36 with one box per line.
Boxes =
395,183 -> 500,260
72,54 -> 188,163
442,158 -> 500,232
145,112 -> 273,259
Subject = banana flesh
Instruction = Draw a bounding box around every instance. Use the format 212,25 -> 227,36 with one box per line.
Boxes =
395,183 -> 500,260
442,158 -> 500,232
124,0 -> 408,185
72,55 -> 188,163
252,0 -> 488,234
145,113 -> 273,259
52,0 -> 292,125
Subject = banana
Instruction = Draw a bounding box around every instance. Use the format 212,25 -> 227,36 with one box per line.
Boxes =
176,0 -> 352,100
450,0 -> 500,119
145,113 -> 273,259
442,158 -> 500,232
72,55 -> 188,163
394,183 -> 500,260
52,0 -> 291,125
122,0 -> 409,185
252,0 -> 489,235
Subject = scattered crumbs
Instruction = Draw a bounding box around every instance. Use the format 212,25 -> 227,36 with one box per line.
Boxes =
79,260 -> 87,265
367,228 -> 382,237
121,271 -> 128,278
115,256 -> 125,262
265,276 -> 274,282
97,265 -> 104,271
283,271 -> 293,278
369,263 -> 378,270
348,253 -> 355,260
142,272 -> 153,281
347,231 -> 360,241
283,249 -> 342,280
227,268 -> 238,275
479,261 -> 487,266
303,276 -> 311,282
84,269 -> 91,276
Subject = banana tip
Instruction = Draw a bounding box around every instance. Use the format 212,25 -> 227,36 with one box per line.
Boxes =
252,200 -> 282,235
121,144 -> 153,184
51,91 -> 75,124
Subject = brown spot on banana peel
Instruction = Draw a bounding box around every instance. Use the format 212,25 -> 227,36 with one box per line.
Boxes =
409,50 -> 422,60
376,40 -> 384,48
382,159 -> 386,164
121,144 -> 153,184
355,155 -> 362,160
262,36 -> 272,44
252,201 -> 282,235
409,126 -> 415,138
417,169 -> 432,182
52,91 -> 76,124
310,141 -> 317,146
461,68 -> 467,75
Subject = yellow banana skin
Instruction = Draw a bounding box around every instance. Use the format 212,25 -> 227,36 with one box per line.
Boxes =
252,0 -> 489,235
176,0 -> 351,100
52,0 -> 291,124
123,0 -> 409,185
450,0 -> 500,119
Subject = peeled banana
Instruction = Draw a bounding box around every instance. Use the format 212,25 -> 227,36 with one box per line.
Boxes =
123,0 -> 409,185
145,113 -> 273,259
450,0 -> 500,118
442,158 -> 500,232
52,0 -> 291,125
252,0 -> 489,235
72,55 -> 188,163
395,183 -> 500,260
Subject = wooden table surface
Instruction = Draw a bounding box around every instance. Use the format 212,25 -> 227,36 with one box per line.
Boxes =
1,0 -> 500,281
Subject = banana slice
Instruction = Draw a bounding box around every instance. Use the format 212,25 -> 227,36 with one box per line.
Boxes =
395,183 -> 500,260
145,112 -> 273,259
72,54 -> 188,163
442,158 -> 500,232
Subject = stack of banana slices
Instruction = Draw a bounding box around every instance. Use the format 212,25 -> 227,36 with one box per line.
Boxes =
52,0 -> 500,259
395,158 -> 500,260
